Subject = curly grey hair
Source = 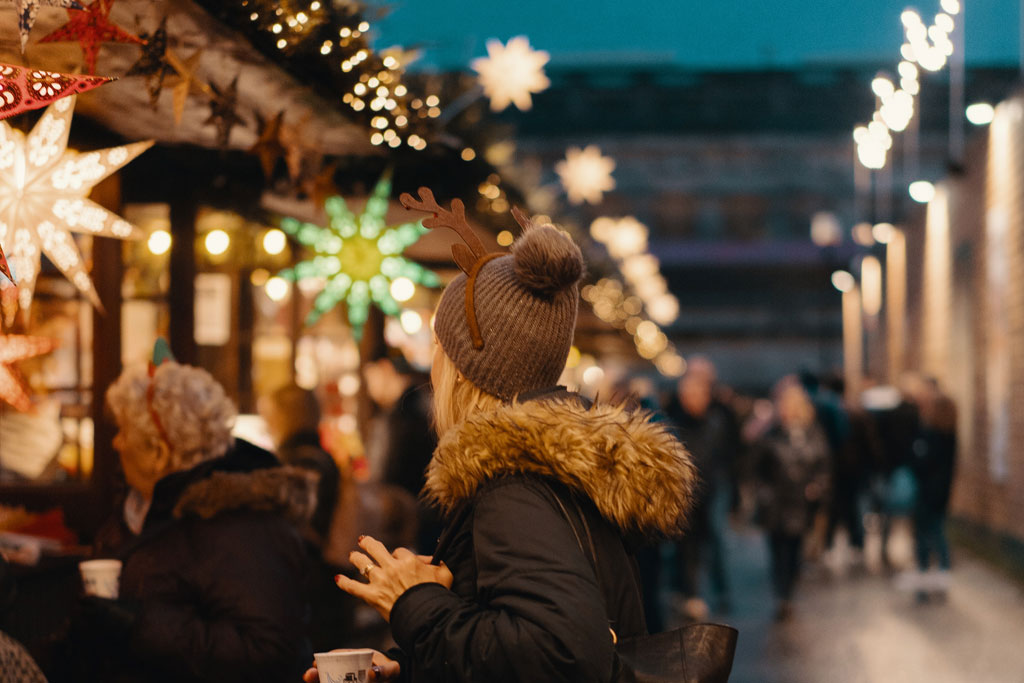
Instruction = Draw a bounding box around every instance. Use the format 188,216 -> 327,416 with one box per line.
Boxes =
106,362 -> 237,472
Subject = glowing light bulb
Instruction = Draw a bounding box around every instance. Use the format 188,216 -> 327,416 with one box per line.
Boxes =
831,270 -> 855,292
265,276 -> 290,301
205,229 -> 230,255
966,102 -> 995,126
263,229 -> 287,255
147,229 -> 171,255
908,180 -> 936,203
872,223 -> 895,244
400,310 -> 423,334
389,276 -> 415,302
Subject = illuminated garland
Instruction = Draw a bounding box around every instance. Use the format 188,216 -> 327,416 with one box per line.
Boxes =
199,0 -> 439,150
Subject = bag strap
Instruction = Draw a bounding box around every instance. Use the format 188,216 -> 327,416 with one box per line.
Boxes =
542,482 -> 618,644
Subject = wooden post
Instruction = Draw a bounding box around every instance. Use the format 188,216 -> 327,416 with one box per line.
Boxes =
169,197 -> 197,365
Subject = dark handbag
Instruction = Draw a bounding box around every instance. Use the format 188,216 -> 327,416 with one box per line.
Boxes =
544,484 -> 738,683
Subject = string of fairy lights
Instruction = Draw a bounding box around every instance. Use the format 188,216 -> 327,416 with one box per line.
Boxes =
236,0 -> 438,150
853,0 -> 960,171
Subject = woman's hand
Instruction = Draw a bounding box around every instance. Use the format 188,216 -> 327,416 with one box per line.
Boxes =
302,649 -> 400,682
336,535 -> 453,621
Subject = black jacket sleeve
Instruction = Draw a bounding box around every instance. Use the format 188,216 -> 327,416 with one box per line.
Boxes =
389,479 -> 616,683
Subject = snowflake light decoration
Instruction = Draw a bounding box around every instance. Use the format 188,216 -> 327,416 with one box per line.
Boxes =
0,94 -> 153,315
556,145 -> 616,205
471,35 -> 550,112
279,175 -> 439,337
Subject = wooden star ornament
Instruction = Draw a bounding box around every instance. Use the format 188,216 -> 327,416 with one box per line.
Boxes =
0,333 -> 56,412
38,0 -> 145,75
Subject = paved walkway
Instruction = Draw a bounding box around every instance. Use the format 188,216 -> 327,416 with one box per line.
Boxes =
685,523 -> 1024,683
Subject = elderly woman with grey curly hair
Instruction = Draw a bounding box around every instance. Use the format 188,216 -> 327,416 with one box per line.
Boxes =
65,358 -> 317,683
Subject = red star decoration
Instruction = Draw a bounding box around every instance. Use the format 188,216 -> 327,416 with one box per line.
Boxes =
0,333 -> 56,412
38,0 -> 144,75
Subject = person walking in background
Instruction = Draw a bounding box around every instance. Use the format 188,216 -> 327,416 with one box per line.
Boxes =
755,378 -> 831,621
909,383 -> 957,602
665,367 -> 731,620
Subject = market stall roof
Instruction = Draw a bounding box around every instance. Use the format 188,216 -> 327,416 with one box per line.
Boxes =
0,0 -> 375,155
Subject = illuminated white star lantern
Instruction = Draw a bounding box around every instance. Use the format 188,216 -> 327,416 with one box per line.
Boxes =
0,95 -> 152,314
556,145 -> 616,205
471,35 -> 550,112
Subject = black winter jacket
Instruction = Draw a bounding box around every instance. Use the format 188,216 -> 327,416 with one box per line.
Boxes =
388,390 -> 697,683
77,441 -> 317,683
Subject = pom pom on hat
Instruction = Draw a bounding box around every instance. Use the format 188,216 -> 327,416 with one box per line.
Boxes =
512,225 -> 584,296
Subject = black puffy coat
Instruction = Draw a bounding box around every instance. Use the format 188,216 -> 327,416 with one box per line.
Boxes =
82,441 -> 317,683
755,423 -> 831,536
388,390 -> 697,683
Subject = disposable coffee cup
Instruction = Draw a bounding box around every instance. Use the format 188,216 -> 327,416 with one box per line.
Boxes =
314,649 -> 375,683
79,559 -> 122,598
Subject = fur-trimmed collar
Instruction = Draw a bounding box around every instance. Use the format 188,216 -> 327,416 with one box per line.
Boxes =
173,466 -> 318,526
424,397 -> 696,536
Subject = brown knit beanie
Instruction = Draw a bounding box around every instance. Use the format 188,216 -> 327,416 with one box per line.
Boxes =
434,225 -> 584,399
399,187 -> 584,401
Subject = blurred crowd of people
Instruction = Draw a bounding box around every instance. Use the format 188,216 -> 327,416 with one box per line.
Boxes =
0,340 -> 959,682
620,360 -> 959,626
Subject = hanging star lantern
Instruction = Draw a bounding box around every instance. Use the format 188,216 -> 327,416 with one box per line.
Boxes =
205,76 -> 243,147
6,0 -> 82,53
471,35 -> 550,112
0,333 -> 56,412
164,49 -> 208,126
126,17 -> 172,105
0,63 -> 111,120
556,145 -> 616,205
0,95 -> 153,315
279,174 -> 440,337
301,160 -> 338,209
38,0 -> 145,75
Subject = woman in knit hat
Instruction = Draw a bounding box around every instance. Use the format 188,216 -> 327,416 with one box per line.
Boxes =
308,190 -> 697,683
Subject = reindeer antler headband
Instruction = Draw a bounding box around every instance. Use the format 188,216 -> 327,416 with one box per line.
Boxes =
400,187 -> 534,350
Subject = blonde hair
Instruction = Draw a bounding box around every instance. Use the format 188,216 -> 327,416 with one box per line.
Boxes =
106,362 -> 237,472
431,349 -> 503,437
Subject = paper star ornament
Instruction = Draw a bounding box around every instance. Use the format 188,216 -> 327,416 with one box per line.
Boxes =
556,145 -> 616,205
0,95 -> 152,315
126,17 -> 172,105
0,332 -> 56,412
471,36 -> 550,112
0,63 -> 111,120
279,174 -> 440,337
8,0 -> 83,53
38,0 -> 145,75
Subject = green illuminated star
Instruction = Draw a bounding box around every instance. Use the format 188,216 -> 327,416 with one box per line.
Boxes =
279,174 -> 440,337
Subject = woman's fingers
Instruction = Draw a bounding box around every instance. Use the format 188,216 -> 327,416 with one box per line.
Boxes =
349,550 -> 375,575
392,547 -> 417,561
335,573 -> 374,600
302,667 -> 319,683
358,535 -> 394,567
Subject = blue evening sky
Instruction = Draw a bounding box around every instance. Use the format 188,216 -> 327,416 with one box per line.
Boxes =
374,0 -> 1020,70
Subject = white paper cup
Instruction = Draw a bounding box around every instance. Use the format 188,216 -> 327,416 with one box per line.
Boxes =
314,649 -> 375,683
79,559 -> 122,598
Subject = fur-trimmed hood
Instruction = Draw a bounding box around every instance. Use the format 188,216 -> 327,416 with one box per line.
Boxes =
173,466 -> 319,526
424,396 -> 697,536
